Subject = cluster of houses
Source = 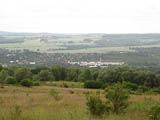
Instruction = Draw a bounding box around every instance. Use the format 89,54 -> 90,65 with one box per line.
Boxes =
65,61 -> 126,68
7,54 -> 36,65
9,60 -> 36,65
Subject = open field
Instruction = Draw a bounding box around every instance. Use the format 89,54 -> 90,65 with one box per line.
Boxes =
1,41 -> 160,53
3,40 -> 160,53
0,43 -> 134,53
0,41 -> 127,53
0,34 -> 100,53
0,85 -> 159,120
2,33 -> 160,53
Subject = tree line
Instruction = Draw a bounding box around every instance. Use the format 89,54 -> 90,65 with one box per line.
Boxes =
0,65 -> 160,92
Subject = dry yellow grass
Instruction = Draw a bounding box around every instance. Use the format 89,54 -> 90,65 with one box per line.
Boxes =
0,85 -> 159,120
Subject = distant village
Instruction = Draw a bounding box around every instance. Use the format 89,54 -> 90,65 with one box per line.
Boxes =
64,61 -> 126,68
0,48 -> 127,68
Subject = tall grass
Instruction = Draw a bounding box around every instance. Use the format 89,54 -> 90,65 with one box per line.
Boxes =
0,86 -> 159,120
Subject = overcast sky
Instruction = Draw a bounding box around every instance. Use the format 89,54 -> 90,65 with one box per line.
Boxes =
1,0 -> 160,33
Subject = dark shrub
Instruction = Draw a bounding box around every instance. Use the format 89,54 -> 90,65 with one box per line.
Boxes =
149,105 -> 160,120
150,88 -> 160,94
84,80 -> 103,89
124,82 -> 138,91
86,95 -> 107,116
69,90 -> 74,94
63,83 -> 68,88
0,64 -> 3,72
138,86 -> 149,93
101,83 -> 108,89
5,76 -> 17,84
20,79 -> 33,87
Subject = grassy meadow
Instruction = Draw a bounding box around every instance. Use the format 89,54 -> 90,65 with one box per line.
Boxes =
0,84 -> 159,120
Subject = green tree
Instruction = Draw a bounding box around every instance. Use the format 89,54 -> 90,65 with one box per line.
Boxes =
39,70 -> 54,81
6,67 -> 15,76
31,67 -> 48,75
145,72 -> 160,88
51,66 -> 67,81
121,70 -> 135,83
124,82 -> 138,91
0,64 -> 3,72
105,83 -> 129,114
59,67 -> 67,80
51,66 -> 61,81
80,69 -> 92,82
133,71 -> 146,86
92,70 -> 99,80
0,70 -> 8,88
15,68 -> 32,82
66,69 -> 77,81
98,70 -> 117,84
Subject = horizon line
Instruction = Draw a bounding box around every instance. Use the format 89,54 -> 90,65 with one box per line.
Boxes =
1,31 -> 160,35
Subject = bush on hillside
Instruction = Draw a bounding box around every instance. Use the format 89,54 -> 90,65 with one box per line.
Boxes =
105,83 -> 129,114
86,95 -> 108,116
20,79 -> 33,87
124,82 -> 138,91
151,88 -> 160,94
5,76 -> 17,84
138,86 -> 149,93
84,80 -> 103,89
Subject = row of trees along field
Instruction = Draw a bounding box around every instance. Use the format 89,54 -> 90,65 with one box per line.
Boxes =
0,64 -> 160,93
